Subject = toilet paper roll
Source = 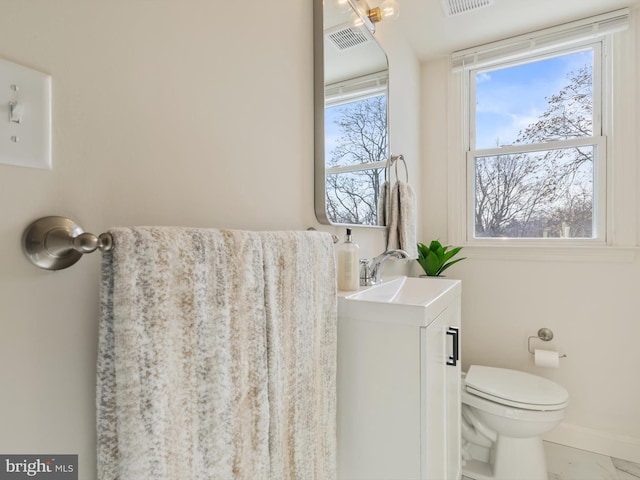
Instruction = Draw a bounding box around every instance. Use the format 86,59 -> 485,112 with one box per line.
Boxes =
534,349 -> 560,368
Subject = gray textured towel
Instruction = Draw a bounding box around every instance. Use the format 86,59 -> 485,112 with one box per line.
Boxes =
378,180 -> 390,226
97,227 -> 337,480
386,180 -> 418,258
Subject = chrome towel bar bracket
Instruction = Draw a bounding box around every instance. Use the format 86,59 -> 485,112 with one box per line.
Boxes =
306,227 -> 339,244
22,216 -> 113,270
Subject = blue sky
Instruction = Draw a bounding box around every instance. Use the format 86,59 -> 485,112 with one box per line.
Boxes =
475,49 -> 593,149
325,105 -> 343,162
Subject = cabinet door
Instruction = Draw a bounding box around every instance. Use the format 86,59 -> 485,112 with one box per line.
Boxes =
421,305 -> 462,480
445,306 -> 461,479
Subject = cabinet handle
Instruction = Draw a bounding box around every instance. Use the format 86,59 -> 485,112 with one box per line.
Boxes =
446,327 -> 459,367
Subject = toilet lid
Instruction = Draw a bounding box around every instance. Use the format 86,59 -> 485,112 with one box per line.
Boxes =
465,365 -> 569,409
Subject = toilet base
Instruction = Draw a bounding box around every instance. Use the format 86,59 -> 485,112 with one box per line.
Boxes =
462,459 -> 496,480
462,435 -> 548,480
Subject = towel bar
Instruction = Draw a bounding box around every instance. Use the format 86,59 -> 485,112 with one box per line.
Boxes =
306,227 -> 339,244
22,216 -> 113,270
23,217 -> 340,271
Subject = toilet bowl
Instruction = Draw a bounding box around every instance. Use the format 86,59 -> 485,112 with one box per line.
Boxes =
461,365 -> 569,480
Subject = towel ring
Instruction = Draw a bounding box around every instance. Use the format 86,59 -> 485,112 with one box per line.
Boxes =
385,154 -> 409,183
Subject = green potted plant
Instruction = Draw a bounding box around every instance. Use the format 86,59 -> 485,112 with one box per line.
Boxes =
417,240 -> 466,277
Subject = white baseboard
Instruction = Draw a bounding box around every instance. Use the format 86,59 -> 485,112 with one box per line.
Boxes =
544,422 -> 640,464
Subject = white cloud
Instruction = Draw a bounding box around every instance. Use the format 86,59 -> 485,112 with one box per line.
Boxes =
476,72 -> 492,84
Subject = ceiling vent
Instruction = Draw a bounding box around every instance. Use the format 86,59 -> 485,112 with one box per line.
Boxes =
441,0 -> 495,16
326,26 -> 370,50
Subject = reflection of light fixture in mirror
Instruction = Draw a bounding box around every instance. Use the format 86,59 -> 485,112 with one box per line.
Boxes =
347,0 -> 376,33
368,0 -> 400,23
333,0 -> 352,13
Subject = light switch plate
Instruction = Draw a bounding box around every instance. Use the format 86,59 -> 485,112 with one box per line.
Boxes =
0,58 -> 52,170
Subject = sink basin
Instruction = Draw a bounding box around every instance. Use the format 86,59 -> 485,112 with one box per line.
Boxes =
339,275 -> 461,326
345,275 -> 458,306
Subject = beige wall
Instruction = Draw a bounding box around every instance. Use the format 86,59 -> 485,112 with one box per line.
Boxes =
421,9 -> 640,462
0,0 -> 419,477
6,0 -> 637,474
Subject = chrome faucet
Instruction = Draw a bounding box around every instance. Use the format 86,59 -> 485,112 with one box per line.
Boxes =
370,249 -> 409,284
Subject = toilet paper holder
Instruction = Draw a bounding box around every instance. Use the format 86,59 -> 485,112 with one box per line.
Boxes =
528,328 -> 567,357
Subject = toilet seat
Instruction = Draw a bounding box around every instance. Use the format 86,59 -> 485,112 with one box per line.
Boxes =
462,386 -> 567,422
465,365 -> 569,411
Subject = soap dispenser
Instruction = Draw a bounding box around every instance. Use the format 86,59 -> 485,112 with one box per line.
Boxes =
337,228 -> 359,291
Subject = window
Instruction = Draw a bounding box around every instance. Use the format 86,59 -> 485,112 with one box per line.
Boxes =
469,46 -> 605,240
324,72 -> 388,225
451,9 -> 630,246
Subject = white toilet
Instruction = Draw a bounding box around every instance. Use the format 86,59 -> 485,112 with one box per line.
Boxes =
461,365 -> 569,480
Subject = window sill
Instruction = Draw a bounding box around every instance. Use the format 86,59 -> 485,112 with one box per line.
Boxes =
458,244 -> 637,263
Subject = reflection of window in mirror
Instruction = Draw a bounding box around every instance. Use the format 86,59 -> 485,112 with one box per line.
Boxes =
324,71 -> 388,225
314,0 -> 389,227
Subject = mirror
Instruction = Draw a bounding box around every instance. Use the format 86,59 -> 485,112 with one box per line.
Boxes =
314,0 -> 390,226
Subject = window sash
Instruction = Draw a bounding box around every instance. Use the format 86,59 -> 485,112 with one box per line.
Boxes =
466,136 -> 607,243
469,41 -> 603,150
324,90 -> 388,170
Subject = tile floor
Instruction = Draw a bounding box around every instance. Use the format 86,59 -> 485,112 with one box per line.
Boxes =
461,441 -> 640,480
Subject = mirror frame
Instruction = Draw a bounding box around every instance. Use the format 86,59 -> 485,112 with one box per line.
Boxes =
313,0 -> 328,224
313,0 -> 389,227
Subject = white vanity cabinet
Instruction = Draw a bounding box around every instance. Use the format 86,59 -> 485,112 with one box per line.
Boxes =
337,276 -> 461,480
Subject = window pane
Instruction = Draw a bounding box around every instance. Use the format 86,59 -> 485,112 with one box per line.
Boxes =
325,95 -> 388,168
475,50 -> 593,149
473,146 -> 595,238
326,168 -> 385,225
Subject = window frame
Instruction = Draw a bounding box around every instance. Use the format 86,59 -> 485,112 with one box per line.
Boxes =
465,41 -> 607,244
445,8 -> 636,262
323,71 -> 389,225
